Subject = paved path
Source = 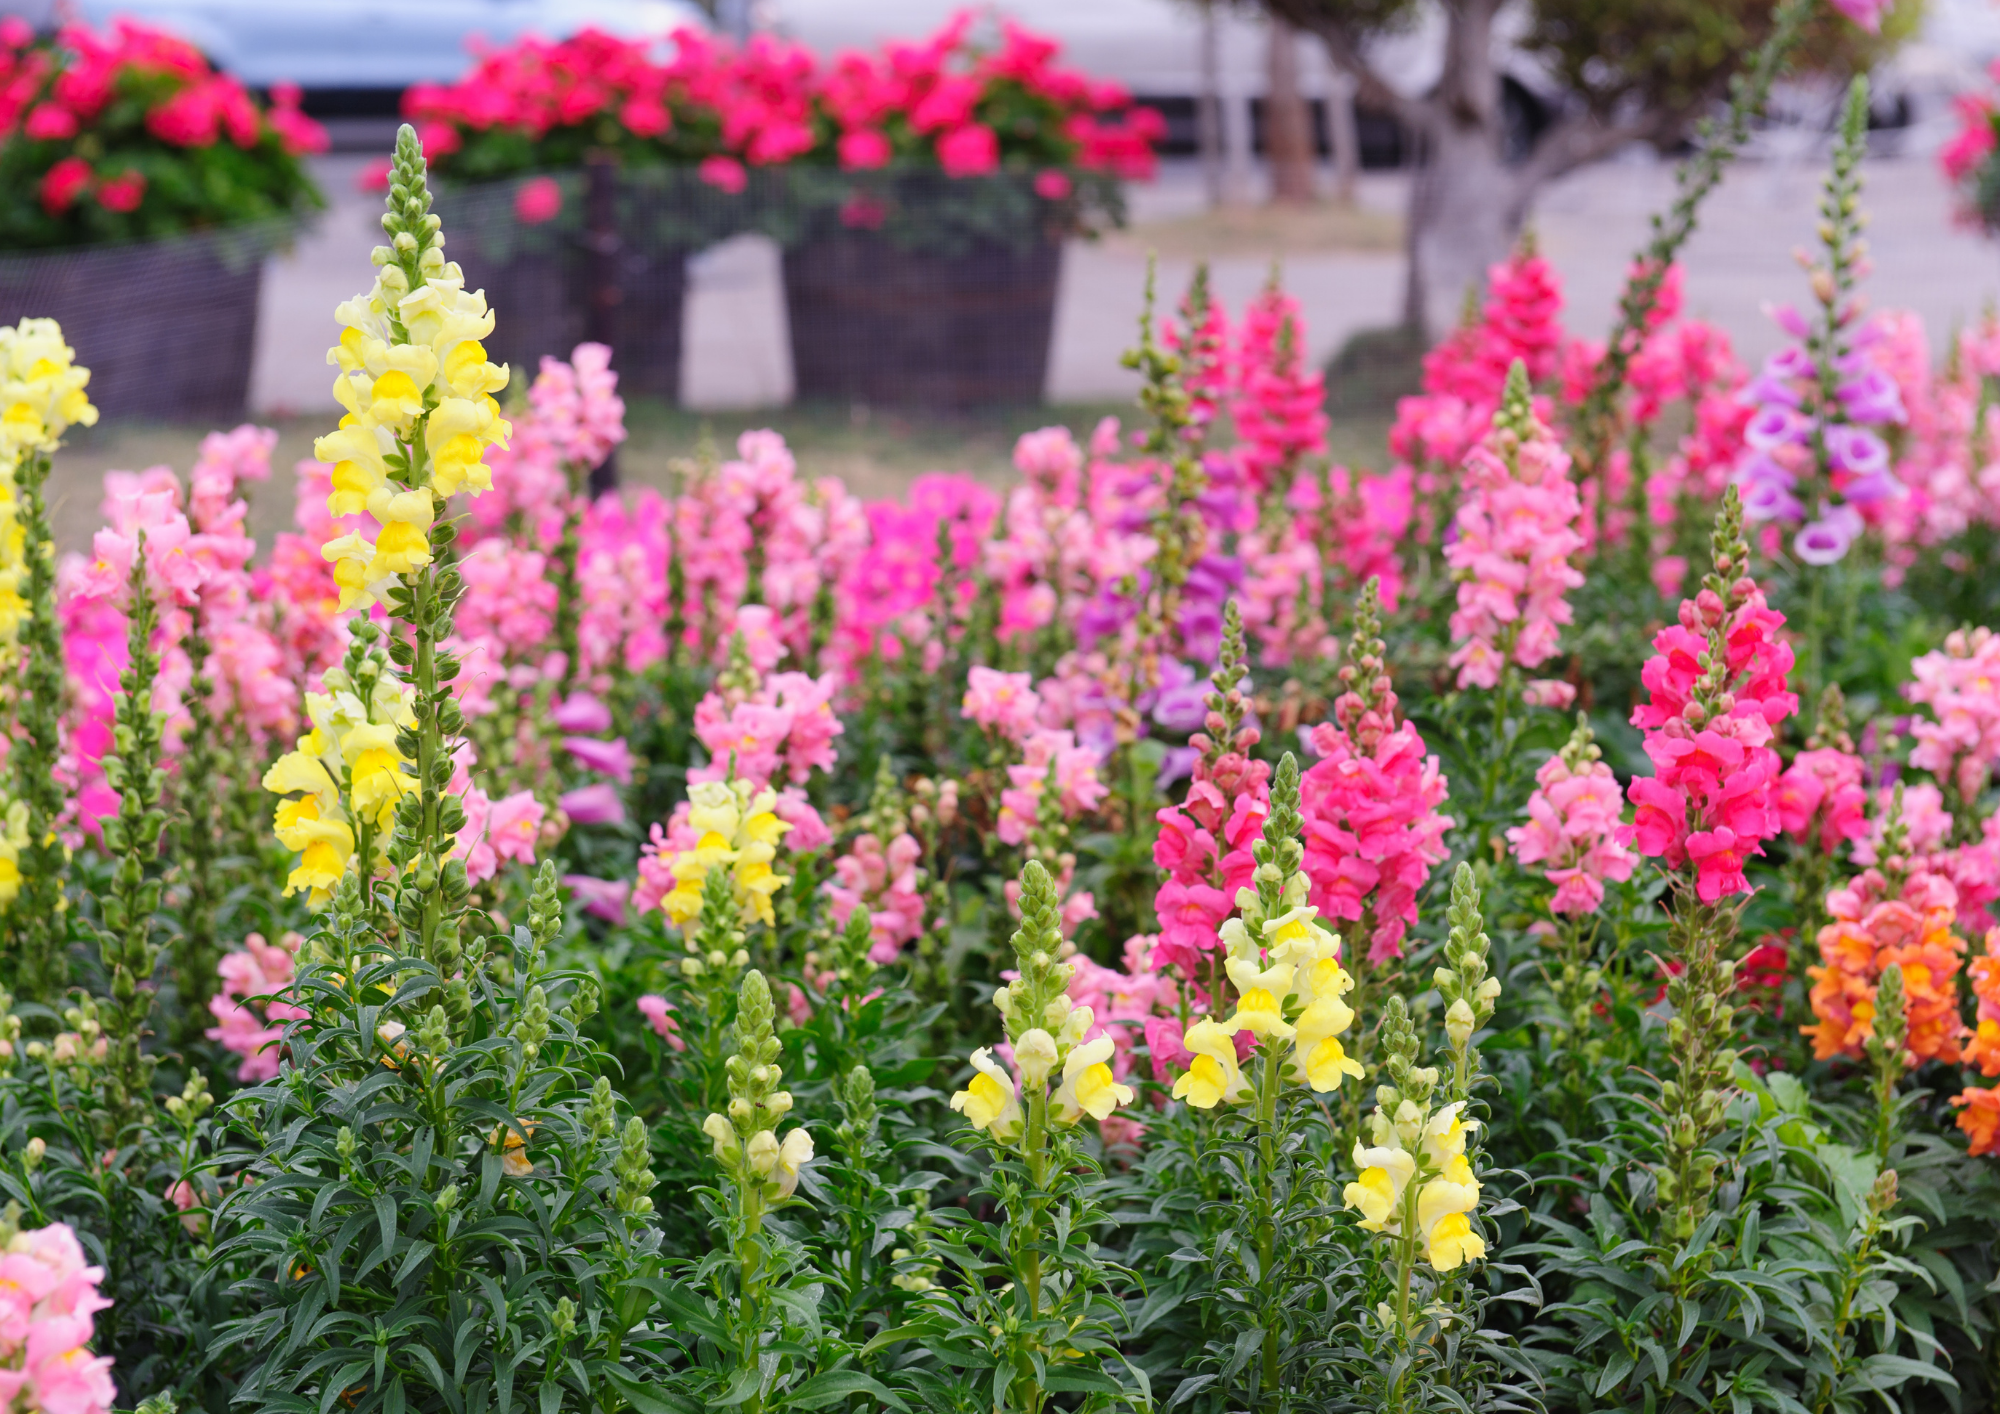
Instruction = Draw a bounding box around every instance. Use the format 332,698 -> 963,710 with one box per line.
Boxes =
246,152 -> 1999,417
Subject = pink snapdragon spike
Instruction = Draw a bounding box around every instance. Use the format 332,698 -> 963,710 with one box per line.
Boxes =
1906,627 -> 2000,806
827,830 -> 927,962
962,666 -> 1042,742
1507,717 -> 1637,916
0,1219 -> 117,1414
454,787 -> 545,885
636,994 -> 687,1051
1625,489 -> 1798,902
1065,932 -> 1179,1098
995,728 -> 1109,847
1297,580 -> 1453,962
206,931 -> 308,1082
1445,360 -> 1586,689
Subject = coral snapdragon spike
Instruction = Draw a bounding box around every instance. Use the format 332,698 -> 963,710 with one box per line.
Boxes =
1624,487 -> 1798,903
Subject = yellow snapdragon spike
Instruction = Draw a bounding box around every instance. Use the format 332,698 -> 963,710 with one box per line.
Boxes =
1423,1210 -> 1486,1272
263,750 -> 342,816
431,434 -> 489,498
0,800 -> 26,905
1052,1035 -> 1133,1123
283,817 -> 357,903
687,782 -> 742,838
663,882 -> 704,927
773,1129 -> 813,1200
1262,905 -> 1337,966
344,723 -> 415,828
1343,1142 -> 1415,1231
1227,986 -> 1295,1040
1171,1017 -> 1247,1109
1296,1031 -> 1364,1093
950,1048 -> 1024,1138
0,319 -> 97,463
1422,1102 -> 1478,1166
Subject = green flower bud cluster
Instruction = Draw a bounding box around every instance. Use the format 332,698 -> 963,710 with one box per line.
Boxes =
702,971 -> 813,1210
992,860 -> 1078,1048
1435,864 -> 1502,1097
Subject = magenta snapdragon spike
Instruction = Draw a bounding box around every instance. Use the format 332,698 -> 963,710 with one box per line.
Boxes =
1624,489 -> 1799,902
1234,274 -> 1328,496
1149,602 -> 1272,998
1444,361 -> 1586,689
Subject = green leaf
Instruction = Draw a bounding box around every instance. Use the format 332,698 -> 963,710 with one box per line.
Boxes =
785,1370 -> 909,1411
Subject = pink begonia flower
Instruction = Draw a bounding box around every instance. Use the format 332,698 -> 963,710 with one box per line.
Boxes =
560,783 -> 627,827
636,994 -> 687,1051
515,174 -> 562,223
699,154 -> 747,192
564,875 -> 630,924
563,735 -> 632,782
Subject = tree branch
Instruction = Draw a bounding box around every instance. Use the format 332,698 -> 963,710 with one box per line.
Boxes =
1270,7 -> 1433,134
1516,108 -> 1667,191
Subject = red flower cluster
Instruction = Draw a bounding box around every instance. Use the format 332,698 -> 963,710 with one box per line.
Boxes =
403,10 -> 1162,188
1626,523 -> 1799,902
0,18 -> 325,220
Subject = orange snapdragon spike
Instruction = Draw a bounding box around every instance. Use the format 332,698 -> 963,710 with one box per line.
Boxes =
1804,898 -> 1968,1064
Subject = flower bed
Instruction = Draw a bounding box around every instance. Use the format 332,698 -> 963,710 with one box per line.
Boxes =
402,12 -> 1162,403
9,42 -> 2000,1414
0,17 -> 324,418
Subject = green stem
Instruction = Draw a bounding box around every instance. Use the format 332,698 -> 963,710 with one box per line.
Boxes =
1255,1044 -> 1282,1403
6,451 -> 71,1003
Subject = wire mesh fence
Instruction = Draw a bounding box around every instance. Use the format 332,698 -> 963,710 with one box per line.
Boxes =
0,218 -> 294,423
435,166 -> 1086,409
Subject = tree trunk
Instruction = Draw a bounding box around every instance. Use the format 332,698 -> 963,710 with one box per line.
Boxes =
1328,69 -> 1359,204
1266,20 -> 1317,204
1402,120 -> 1528,336
1395,0 -> 1526,336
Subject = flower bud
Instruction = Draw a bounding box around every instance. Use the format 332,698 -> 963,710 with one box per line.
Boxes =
1014,1028 -> 1059,1089
702,1113 -> 739,1162
1445,998 -> 1477,1050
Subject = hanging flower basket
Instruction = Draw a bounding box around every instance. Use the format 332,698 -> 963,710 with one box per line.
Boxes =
432,167 -> 750,402
0,17 -> 324,419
